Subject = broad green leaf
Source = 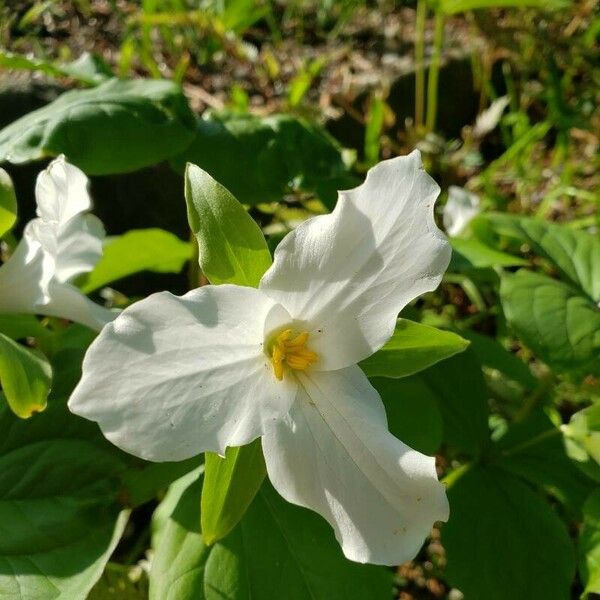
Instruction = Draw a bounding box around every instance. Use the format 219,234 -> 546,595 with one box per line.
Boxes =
371,376 -> 444,455
80,228 -> 192,293
185,163 -> 272,287
439,0 -> 568,14
204,483 -> 392,600
0,78 -> 196,174
201,439 -> 266,544
0,347 -> 130,599
443,466 -> 575,600
173,111 -> 353,208
495,410 -> 594,513
150,470 -> 210,600
501,270 -> 600,375
0,167 -> 17,237
360,319 -> 469,378
579,488 -> 600,597
418,349 -> 490,456
449,237 -> 527,270
475,213 -> 600,301
0,333 -> 51,418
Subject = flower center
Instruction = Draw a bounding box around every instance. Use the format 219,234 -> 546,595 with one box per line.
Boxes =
268,328 -> 319,381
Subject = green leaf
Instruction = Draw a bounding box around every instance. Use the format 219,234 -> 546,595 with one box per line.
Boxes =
371,376 -> 444,455
205,483 -> 391,600
579,488 -> 600,597
439,0 -> 568,14
476,213 -> 600,301
0,78 -> 196,174
500,270 -> 600,375
150,470 -> 209,600
0,314 -> 49,341
449,237 -> 528,270
0,167 -> 17,238
495,410 -> 594,513
80,228 -> 192,293
0,333 -> 51,418
173,111 -> 353,208
185,163 -> 272,287
418,349 -> 490,456
0,50 -> 112,86
0,347 -> 130,599
360,319 -> 469,378
201,439 -> 266,545
443,466 -> 575,600
457,329 -> 537,391
563,403 -> 600,477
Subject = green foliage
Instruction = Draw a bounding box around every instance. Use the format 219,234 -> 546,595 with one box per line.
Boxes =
0,50 -> 112,86
201,440 -> 266,545
472,214 -> 600,376
438,0 -> 568,14
0,348 -> 129,599
80,228 -> 192,293
185,163 -> 272,287
0,333 -> 51,418
371,376 -> 444,455
360,319 -> 469,379
174,112 -> 353,208
0,168 -> 17,238
0,78 -> 197,174
151,472 -> 392,600
579,489 -> 600,598
443,465 -> 575,600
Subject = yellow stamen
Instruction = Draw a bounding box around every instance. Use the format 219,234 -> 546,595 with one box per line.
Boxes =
268,328 -> 319,381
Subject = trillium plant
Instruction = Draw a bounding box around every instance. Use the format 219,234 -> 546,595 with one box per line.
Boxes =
0,156 -> 113,330
70,150 -> 451,565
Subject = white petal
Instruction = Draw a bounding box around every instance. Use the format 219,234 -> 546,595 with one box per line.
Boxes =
69,285 -> 297,461
473,96 -> 510,138
35,155 -> 92,225
260,151 -> 450,370
53,214 -> 105,283
262,366 -> 449,566
443,186 -> 480,237
0,238 -> 46,312
38,281 -> 115,331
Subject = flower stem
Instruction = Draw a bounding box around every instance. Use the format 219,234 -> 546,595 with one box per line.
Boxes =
425,10 -> 445,133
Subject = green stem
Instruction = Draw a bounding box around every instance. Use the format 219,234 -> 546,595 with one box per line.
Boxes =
442,462 -> 472,490
414,0 -> 427,129
513,372 -> 554,423
425,10 -> 445,133
500,428 -> 561,459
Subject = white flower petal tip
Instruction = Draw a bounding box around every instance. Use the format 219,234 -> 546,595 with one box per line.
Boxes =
262,367 -> 449,566
473,96 -> 510,138
260,150 -> 451,370
68,286 -> 297,462
443,186 -> 481,237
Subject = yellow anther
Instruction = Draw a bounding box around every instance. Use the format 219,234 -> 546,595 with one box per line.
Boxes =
268,328 -> 319,381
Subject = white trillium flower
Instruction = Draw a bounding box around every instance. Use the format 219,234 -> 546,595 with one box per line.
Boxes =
0,156 -> 114,330
443,186 -> 481,237
69,150 -> 451,566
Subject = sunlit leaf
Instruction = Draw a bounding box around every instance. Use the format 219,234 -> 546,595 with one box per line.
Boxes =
80,228 -> 192,293
185,163 -> 272,287
0,167 -> 17,238
360,319 -> 469,378
0,333 -> 51,418
0,78 -> 197,174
